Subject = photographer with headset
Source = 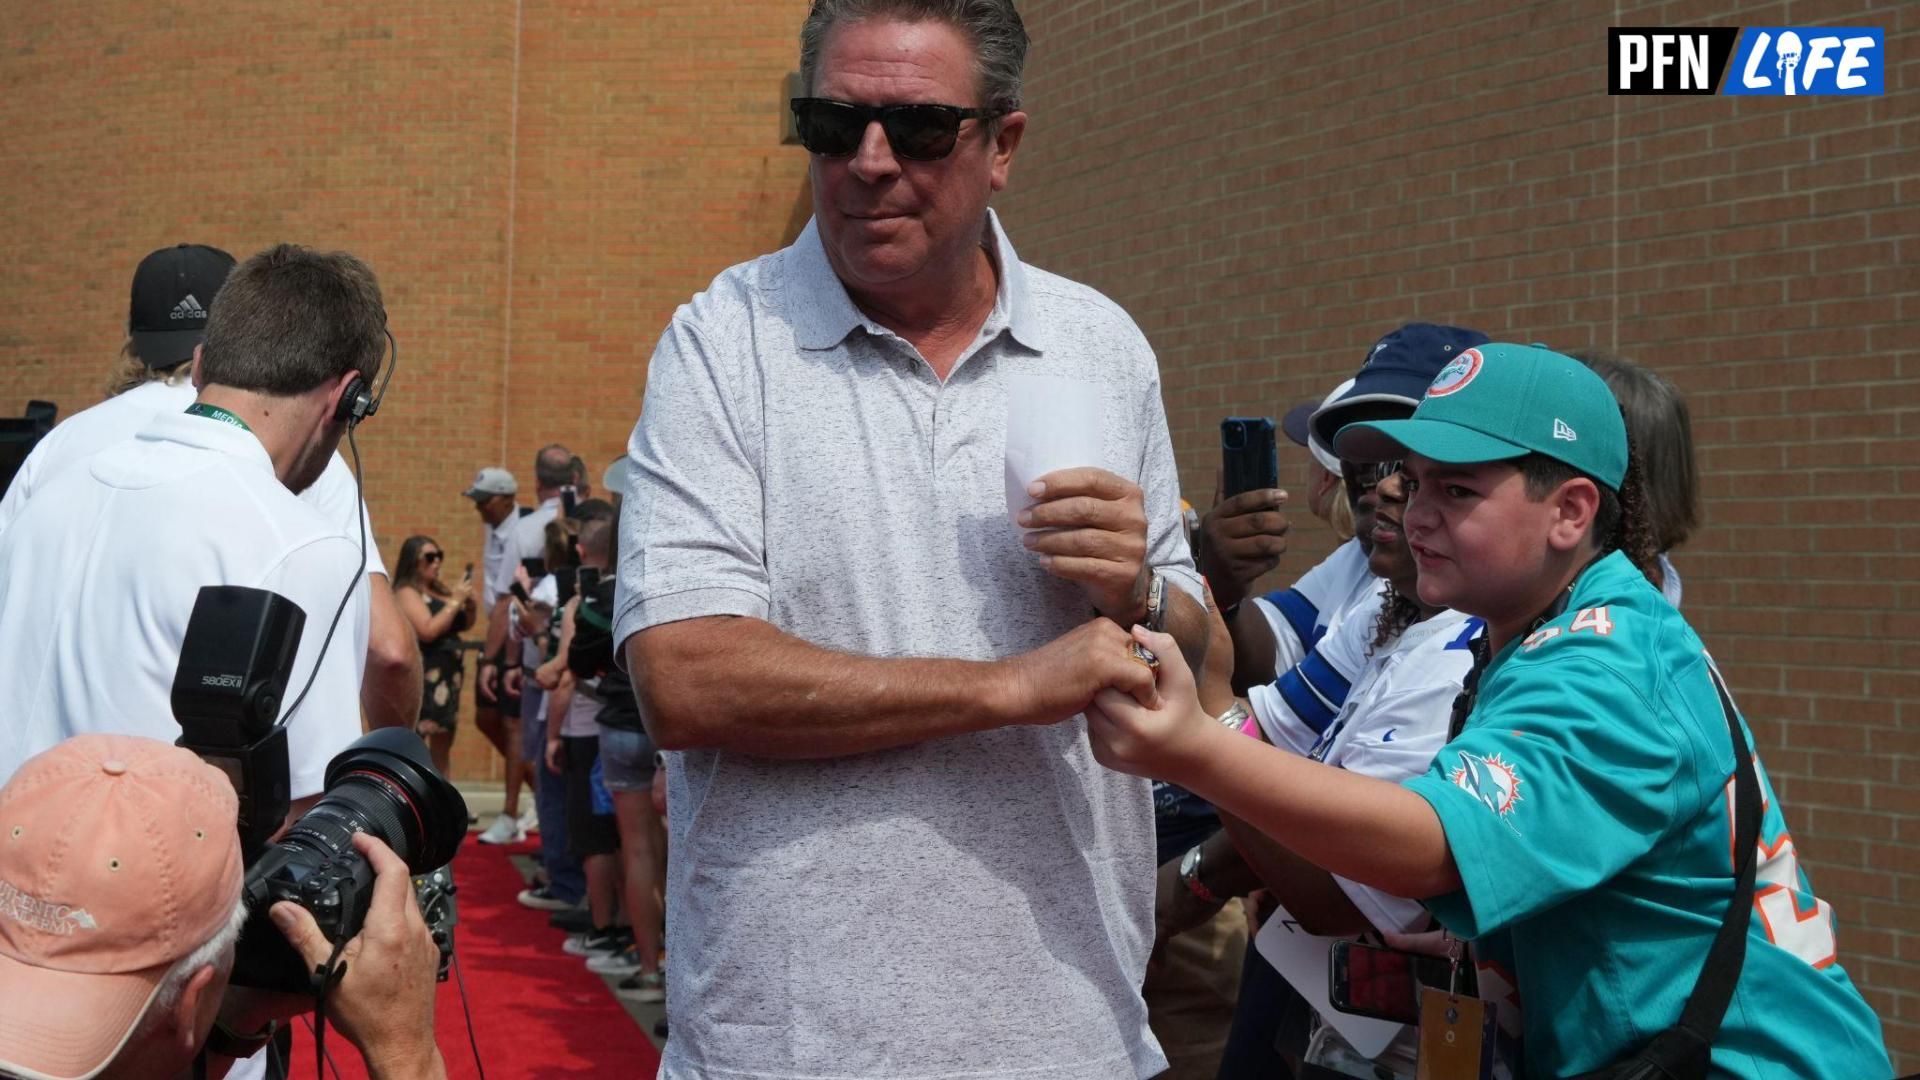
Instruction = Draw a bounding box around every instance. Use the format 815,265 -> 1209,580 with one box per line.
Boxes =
0,242 -> 422,733
0,244 -> 396,1079
0,242 -> 383,797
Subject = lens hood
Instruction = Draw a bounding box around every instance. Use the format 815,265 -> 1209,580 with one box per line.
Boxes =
322,728 -> 469,872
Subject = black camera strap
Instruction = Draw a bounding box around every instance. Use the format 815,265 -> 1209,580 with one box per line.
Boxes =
1447,555 -> 1603,742
307,896 -> 355,1080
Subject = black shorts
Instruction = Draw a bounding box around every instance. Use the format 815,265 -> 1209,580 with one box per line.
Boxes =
562,735 -> 619,859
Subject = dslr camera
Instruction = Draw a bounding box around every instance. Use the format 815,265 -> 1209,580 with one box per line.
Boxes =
171,586 -> 469,993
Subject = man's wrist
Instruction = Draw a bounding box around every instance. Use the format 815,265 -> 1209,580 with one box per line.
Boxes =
1104,568 -> 1154,627
364,1041 -> 444,1080
986,655 -> 1040,728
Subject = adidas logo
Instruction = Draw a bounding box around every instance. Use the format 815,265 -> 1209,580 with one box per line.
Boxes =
1552,418 -> 1577,442
168,295 -> 206,320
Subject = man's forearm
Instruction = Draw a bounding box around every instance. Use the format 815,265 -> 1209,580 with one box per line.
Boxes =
1159,588 -> 1210,675
1174,724 -> 1461,901
362,583 -> 423,729
482,596 -> 511,658
367,1046 -> 447,1080
625,617 -> 1025,759
1228,603 -> 1278,693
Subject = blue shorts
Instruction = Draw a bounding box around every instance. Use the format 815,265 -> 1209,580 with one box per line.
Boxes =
597,726 -> 657,792
519,688 -> 546,761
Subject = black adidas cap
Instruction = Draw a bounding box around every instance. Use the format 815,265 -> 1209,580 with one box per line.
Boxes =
128,244 -> 236,369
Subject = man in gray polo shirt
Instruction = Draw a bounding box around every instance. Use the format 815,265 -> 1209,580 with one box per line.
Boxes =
616,3 -> 1208,1077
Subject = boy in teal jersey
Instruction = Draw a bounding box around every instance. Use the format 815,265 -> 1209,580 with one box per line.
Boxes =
1082,344 -> 1889,1079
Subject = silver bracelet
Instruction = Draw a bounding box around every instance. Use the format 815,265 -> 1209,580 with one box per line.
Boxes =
1215,700 -> 1251,729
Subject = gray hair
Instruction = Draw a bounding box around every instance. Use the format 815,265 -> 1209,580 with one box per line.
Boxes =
128,896 -> 249,1043
799,0 -> 1029,114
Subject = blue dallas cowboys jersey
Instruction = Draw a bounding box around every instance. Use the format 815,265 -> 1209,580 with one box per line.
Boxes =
1406,552 -> 1889,1080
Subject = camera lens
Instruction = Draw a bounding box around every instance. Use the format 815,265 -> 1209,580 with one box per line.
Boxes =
279,728 -> 468,874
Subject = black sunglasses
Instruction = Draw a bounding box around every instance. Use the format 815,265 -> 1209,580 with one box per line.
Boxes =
423,551 -> 444,564
790,97 -> 1004,161
1342,459 -> 1404,492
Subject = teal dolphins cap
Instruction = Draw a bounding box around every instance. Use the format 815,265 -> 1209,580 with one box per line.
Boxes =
1332,343 -> 1628,490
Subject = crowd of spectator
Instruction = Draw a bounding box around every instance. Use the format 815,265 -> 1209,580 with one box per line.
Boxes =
443,450 -> 670,1009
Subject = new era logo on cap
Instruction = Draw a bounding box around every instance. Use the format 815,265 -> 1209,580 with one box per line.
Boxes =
168,294 -> 207,320
1554,418 -> 1578,441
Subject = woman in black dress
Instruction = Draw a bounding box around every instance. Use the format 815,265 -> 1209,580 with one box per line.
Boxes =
393,535 -> 477,774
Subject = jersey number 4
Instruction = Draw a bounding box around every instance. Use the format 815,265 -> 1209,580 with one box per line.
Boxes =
1523,607 -> 1614,651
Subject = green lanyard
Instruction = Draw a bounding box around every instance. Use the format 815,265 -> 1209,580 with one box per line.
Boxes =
184,402 -> 252,433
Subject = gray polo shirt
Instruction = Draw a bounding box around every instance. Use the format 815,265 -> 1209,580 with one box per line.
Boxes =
617,210 -> 1197,1080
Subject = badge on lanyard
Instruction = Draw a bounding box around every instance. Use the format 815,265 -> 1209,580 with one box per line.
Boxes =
1416,986 -> 1496,1080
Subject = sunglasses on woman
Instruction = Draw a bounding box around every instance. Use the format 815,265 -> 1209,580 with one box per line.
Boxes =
423,551 -> 444,564
1341,459 -> 1404,493
790,97 -> 1005,161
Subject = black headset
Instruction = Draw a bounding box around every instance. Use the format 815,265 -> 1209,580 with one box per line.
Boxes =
284,326 -> 399,725
334,327 -> 399,427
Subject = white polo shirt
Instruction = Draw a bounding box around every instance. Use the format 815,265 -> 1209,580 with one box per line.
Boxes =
509,496 -> 561,570
480,512 -> 519,611
0,380 -> 386,577
0,409 -> 369,798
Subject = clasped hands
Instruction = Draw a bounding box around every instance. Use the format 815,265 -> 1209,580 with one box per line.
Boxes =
1007,468 -> 1212,773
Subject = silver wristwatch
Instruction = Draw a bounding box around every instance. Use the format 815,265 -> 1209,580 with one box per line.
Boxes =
1143,570 -> 1168,633
1179,844 -> 1220,904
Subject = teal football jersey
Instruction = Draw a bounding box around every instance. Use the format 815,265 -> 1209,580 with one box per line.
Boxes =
1406,552 -> 1890,1079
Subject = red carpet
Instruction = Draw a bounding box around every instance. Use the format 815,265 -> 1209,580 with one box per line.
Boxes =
287,839 -> 663,1078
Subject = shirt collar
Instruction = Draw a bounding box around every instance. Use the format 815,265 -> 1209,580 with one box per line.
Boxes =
1485,549 -> 1636,678
137,407 -> 275,475
787,207 -> 1047,355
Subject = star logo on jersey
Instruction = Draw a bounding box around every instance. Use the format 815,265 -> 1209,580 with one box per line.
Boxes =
1450,750 -> 1523,819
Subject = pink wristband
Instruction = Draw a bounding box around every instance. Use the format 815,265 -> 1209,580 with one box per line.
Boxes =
1239,710 -> 1263,739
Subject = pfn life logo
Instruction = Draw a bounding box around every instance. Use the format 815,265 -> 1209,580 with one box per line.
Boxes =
1610,27 -> 1884,95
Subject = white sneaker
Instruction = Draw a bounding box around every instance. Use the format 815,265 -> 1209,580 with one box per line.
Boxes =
617,969 -> 666,1003
587,946 -> 643,975
564,928 -> 630,957
516,804 -> 539,833
476,812 -> 524,845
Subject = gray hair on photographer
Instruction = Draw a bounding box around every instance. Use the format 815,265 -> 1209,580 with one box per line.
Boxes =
124,896 -> 251,1047
799,0 -> 1029,114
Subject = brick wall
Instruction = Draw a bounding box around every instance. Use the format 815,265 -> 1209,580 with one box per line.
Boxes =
0,2 -> 812,785
995,0 -> 1918,1063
